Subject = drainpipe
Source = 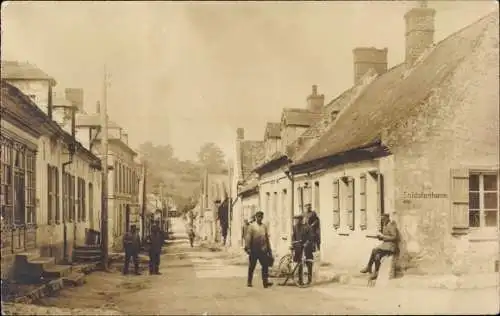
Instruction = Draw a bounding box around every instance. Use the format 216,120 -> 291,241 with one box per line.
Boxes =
285,167 -> 294,243
47,83 -> 53,119
60,105 -> 77,262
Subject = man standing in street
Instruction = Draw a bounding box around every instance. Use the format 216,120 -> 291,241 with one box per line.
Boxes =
123,225 -> 141,275
147,221 -> 164,275
245,211 -> 273,288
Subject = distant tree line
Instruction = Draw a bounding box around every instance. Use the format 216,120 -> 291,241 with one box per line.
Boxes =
137,141 -> 227,213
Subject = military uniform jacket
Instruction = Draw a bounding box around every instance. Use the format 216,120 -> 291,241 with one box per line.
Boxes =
377,221 -> 399,252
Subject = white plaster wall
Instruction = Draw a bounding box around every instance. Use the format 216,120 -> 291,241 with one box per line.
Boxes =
6,80 -> 50,115
258,168 -> 292,258
295,160 -> 383,268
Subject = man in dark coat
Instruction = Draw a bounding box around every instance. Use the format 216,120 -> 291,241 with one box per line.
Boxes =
292,214 -> 314,285
306,207 -> 321,252
360,213 -> 399,280
244,211 -> 273,288
123,225 -> 141,275
147,221 -> 164,275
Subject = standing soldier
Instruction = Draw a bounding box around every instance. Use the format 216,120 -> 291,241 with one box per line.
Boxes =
244,211 -> 273,288
123,225 -> 141,275
292,214 -> 314,285
146,221 -> 164,275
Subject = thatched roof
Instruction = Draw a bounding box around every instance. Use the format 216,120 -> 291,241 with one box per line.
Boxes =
295,11 -> 498,165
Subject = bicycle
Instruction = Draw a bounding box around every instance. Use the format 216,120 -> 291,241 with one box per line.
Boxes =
278,241 -> 314,288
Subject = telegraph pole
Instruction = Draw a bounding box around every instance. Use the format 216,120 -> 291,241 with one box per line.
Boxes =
159,183 -> 167,236
227,161 -> 232,247
100,65 -> 110,270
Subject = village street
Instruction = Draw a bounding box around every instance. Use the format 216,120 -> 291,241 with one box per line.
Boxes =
4,220 -> 498,315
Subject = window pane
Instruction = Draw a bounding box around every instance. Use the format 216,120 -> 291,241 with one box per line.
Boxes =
469,192 -> 480,209
484,210 -> 498,227
469,174 -> 479,191
469,210 -> 480,227
483,175 -> 498,191
484,192 -> 498,209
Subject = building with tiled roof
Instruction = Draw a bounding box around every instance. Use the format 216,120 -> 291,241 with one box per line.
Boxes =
1,80 -> 103,274
290,6 -> 499,275
228,128 -> 266,248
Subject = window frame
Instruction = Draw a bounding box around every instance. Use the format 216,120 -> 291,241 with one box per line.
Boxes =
468,172 -> 499,230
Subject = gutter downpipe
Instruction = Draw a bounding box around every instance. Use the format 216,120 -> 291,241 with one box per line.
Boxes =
61,105 -> 77,263
284,162 -> 294,244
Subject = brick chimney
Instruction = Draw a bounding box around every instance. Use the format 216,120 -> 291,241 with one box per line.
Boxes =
122,132 -> 129,145
65,88 -> 84,112
404,0 -> 436,66
236,128 -> 245,140
353,47 -> 388,84
306,85 -> 324,112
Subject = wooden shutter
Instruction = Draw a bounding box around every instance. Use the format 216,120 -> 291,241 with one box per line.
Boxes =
314,182 -> 320,212
347,178 -> 355,230
450,168 -> 469,235
47,165 -> 53,224
359,173 -> 367,230
376,173 -> 385,232
333,179 -> 340,229
297,187 -> 304,213
55,168 -> 60,223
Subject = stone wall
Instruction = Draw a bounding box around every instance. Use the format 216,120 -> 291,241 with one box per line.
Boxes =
385,17 -> 499,274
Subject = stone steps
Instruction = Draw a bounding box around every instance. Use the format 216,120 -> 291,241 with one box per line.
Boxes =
73,245 -> 103,264
62,272 -> 86,287
43,265 -> 72,279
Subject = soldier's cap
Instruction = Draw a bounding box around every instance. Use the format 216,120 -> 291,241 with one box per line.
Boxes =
255,211 -> 264,216
382,213 -> 390,218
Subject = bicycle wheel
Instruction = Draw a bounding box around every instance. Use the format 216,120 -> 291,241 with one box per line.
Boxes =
277,254 -> 293,277
293,262 -> 310,288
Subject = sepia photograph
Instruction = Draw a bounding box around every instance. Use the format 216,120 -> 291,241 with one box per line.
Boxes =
1,0 -> 499,315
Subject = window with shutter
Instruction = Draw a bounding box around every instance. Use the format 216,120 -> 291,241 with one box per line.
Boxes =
360,173 -> 367,230
347,178 -> 355,230
332,179 -> 340,229
451,169 -> 469,235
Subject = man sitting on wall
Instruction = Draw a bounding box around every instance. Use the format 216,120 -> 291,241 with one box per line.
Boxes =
360,213 -> 399,280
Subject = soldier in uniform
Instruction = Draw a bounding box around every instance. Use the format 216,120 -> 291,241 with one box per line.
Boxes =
360,213 -> 399,280
244,211 -> 273,288
146,221 -> 164,275
123,225 -> 141,275
292,214 -> 314,285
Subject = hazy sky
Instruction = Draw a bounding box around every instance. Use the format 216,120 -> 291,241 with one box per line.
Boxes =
2,1 -> 497,161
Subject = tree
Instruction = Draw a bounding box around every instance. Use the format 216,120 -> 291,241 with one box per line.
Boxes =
197,142 -> 226,173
